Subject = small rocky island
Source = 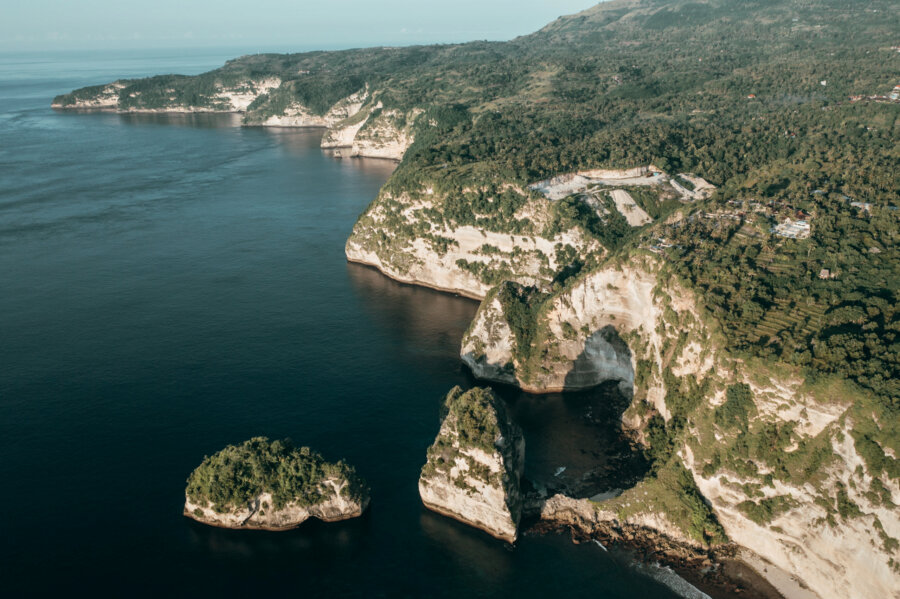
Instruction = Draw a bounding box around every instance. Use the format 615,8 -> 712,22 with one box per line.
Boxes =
419,386 -> 525,542
184,437 -> 369,530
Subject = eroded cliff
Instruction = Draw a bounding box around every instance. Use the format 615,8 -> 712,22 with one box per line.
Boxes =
346,183 -> 604,299
419,386 -> 525,542
461,257 -> 900,599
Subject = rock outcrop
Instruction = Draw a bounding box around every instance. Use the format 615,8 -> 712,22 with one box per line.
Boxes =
322,103 -> 422,160
419,386 -> 525,542
346,185 -> 603,299
53,77 -> 282,113
51,81 -> 128,109
538,493 -> 704,549
461,260 -> 696,400
246,86 -> 369,128
184,437 -> 369,530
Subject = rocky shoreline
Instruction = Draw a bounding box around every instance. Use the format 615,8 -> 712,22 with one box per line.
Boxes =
346,258 -> 487,300
53,85 -> 417,162
528,516 -> 790,599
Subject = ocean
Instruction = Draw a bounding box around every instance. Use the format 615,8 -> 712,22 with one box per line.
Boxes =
0,48 -> 690,597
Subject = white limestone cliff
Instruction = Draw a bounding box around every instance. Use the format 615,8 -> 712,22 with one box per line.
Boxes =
323,103 -> 422,160
419,386 -> 525,542
461,261 -> 690,408
346,188 -> 603,299
260,86 -> 368,127
184,477 -> 368,530
459,257 -> 900,599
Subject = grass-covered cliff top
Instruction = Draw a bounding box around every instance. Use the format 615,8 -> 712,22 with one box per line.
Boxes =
186,437 -> 368,512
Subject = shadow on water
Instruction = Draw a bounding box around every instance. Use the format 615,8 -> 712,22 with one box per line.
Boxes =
419,509 -> 515,577
115,111 -> 243,128
348,260 -> 648,500
184,509 -> 373,561
346,262 -> 480,362
496,323 -> 647,499
494,382 -> 648,499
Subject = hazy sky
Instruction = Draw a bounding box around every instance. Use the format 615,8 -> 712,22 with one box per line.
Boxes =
1,0 -> 597,52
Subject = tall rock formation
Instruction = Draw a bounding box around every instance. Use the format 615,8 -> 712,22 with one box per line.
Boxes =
419,386 -> 525,542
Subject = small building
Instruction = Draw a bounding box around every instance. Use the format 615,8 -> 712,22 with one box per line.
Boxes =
773,219 -> 811,239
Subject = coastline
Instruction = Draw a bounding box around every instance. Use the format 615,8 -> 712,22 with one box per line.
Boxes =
529,518 -> 792,599
183,505 -> 367,530
421,500 -> 517,544
345,257 -> 485,301
736,550 -> 819,599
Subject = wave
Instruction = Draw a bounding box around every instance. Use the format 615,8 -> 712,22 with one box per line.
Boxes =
633,561 -> 711,599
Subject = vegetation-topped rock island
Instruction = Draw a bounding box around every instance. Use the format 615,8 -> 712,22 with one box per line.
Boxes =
63,0 -> 899,596
419,386 -> 525,543
185,437 -> 369,530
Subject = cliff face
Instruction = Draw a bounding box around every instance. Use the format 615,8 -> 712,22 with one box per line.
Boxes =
322,102 -> 421,160
246,86 -> 369,128
53,77 -> 419,161
184,478 -> 368,530
459,257 -> 900,599
51,82 -> 128,109
419,386 -> 525,542
346,186 -> 603,299
53,77 -> 282,112
461,263 -> 688,397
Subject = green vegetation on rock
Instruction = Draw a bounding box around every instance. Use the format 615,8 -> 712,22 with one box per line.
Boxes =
439,386 -> 507,454
185,437 -> 368,513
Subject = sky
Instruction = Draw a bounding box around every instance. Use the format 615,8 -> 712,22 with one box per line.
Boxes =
1,0 -> 597,52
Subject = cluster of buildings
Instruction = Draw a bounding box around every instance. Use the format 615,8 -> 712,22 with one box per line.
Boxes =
772,219 -> 811,239
849,84 -> 900,103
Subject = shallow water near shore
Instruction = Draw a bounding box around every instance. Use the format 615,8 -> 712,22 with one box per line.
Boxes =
1,49 -> 702,597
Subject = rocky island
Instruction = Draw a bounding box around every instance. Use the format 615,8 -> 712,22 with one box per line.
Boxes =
184,437 -> 369,530
419,386 -> 525,543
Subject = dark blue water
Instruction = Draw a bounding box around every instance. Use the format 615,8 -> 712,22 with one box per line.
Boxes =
0,49 -> 684,598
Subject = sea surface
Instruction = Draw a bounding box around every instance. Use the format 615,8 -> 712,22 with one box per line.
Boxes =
0,49 -> 689,597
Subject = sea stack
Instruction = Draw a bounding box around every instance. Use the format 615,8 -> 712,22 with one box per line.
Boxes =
418,386 -> 525,542
184,437 -> 369,530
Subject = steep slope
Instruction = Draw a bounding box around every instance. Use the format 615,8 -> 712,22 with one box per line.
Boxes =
419,386 -> 525,542
345,177 -> 605,298
461,255 -> 900,598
